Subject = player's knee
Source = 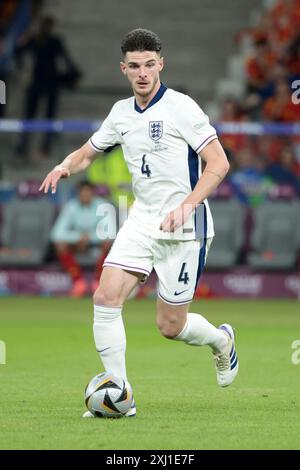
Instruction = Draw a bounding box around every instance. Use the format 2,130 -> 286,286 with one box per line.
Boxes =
55,242 -> 69,254
157,316 -> 181,339
93,285 -> 122,307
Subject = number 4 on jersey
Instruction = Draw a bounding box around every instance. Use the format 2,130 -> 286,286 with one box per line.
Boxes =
141,154 -> 151,178
178,263 -> 189,285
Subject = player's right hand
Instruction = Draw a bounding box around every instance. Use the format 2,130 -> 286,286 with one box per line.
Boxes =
39,166 -> 70,194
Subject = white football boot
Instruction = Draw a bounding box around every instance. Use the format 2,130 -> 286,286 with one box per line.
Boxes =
214,323 -> 239,387
82,399 -> 136,418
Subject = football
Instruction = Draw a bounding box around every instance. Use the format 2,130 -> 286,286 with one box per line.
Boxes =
84,372 -> 133,418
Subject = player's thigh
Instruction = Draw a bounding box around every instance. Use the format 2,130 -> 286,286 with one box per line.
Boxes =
103,221 -> 153,281
94,224 -> 154,306
93,266 -> 142,306
54,242 -> 71,254
155,239 -> 208,306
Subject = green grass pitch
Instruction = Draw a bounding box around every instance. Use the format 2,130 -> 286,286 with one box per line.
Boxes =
0,297 -> 300,450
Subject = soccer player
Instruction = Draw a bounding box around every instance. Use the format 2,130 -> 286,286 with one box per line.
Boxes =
40,29 -> 239,418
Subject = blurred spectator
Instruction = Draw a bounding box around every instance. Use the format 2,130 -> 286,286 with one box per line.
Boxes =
256,134 -> 286,163
15,15 -> 80,159
260,63 -> 292,101
248,12 -> 271,45
219,98 -> 244,122
285,33 -> 300,76
245,39 -> 276,95
217,98 -> 249,158
229,146 -> 271,205
51,181 -> 113,298
239,0 -> 300,124
263,79 -> 300,122
0,0 -> 35,117
265,146 -> 300,195
224,0 -> 300,205
269,0 -> 300,53
240,1 -> 300,59
244,38 -> 277,119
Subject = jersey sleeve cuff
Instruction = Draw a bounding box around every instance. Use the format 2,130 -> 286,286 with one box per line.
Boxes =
89,137 -> 105,152
195,134 -> 218,154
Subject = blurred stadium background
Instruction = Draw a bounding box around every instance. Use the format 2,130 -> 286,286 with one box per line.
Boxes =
1,0 -> 300,451
0,0 -> 300,299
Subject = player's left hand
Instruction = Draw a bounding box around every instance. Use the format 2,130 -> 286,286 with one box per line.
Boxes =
159,204 -> 193,232
39,165 -> 70,194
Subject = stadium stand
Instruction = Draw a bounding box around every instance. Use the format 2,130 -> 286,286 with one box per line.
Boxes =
34,0 -> 263,118
0,196 -> 54,267
247,199 -> 300,270
0,0 -> 299,296
206,199 -> 245,269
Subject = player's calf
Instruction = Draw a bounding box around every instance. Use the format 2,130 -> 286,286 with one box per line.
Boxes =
92,267 -> 142,390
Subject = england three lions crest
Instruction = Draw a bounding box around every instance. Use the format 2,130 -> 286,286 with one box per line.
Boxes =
149,121 -> 163,142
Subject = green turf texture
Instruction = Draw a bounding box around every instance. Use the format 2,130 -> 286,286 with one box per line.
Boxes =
0,297 -> 299,450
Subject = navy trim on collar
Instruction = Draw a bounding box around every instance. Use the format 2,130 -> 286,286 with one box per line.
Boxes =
134,83 -> 168,114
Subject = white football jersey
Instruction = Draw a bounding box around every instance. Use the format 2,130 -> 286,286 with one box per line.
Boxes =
89,84 -> 217,240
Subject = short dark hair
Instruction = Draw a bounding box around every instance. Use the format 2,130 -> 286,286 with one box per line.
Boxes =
77,180 -> 94,192
121,28 -> 162,56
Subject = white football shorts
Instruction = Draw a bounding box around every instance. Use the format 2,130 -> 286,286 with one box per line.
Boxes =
103,221 -> 213,306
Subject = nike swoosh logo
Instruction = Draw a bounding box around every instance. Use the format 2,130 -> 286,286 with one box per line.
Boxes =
174,289 -> 189,296
121,130 -> 129,136
97,347 -> 110,354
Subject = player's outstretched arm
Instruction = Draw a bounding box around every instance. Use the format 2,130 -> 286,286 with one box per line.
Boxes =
39,141 -> 99,194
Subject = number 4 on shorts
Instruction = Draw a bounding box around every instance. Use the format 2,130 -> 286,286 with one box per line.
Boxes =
178,262 -> 189,285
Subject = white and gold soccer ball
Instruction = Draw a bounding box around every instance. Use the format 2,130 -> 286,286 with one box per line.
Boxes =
84,372 -> 133,418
